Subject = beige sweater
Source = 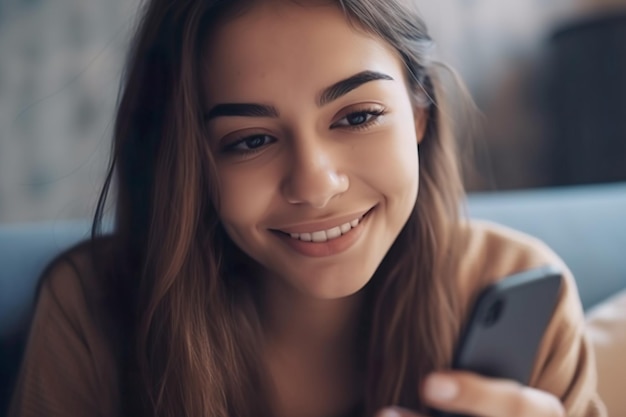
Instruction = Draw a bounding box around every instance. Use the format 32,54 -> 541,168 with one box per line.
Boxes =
8,221 -> 607,417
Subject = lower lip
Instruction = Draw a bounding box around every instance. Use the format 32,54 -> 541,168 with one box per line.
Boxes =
273,208 -> 374,258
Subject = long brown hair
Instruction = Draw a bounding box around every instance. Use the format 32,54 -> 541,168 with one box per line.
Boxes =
92,0 -> 468,416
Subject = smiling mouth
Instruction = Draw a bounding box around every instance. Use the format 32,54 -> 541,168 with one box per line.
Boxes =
272,207 -> 374,243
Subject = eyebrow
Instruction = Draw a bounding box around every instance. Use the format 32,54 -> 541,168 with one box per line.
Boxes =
318,70 -> 394,106
204,103 -> 279,121
204,70 -> 394,121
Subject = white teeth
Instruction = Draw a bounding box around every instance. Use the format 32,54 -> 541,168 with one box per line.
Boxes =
284,215 -> 364,242
312,231 -> 327,242
340,222 -> 352,234
326,226 -> 341,240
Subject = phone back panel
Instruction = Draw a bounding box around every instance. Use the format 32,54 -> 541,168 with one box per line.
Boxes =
452,265 -> 563,384
432,266 -> 563,417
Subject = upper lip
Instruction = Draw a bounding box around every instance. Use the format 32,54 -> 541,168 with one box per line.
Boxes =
272,207 -> 373,234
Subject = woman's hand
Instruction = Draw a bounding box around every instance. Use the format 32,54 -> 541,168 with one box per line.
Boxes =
376,371 -> 565,417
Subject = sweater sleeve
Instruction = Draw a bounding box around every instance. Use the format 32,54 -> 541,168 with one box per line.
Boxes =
8,258 -> 117,417
528,259 -> 607,417
462,222 -> 607,417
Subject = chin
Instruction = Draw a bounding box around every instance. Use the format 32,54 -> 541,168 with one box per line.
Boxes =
285,265 -> 377,300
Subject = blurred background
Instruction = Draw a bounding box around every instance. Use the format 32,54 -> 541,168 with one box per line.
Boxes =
0,0 -> 625,224
0,0 -> 139,224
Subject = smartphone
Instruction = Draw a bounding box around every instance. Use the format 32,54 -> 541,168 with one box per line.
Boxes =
432,265 -> 563,417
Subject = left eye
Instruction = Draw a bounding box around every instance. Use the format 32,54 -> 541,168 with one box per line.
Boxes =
220,134 -> 277,155
332,109 -> 384,128
240,135 -> 270,149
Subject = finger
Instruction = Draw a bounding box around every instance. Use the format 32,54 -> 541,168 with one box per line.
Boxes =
374,406 -> 427,417
422,372 -> 565,417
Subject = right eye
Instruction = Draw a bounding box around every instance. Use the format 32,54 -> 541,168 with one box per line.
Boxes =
222,134 -> 276,155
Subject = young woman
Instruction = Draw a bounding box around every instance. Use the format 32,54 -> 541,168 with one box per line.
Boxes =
9,1 -> 606,416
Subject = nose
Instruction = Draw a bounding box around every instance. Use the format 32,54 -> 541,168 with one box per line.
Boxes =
281,137 -> 349,208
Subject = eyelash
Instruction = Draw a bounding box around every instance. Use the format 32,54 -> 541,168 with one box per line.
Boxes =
331,107 -> 386,130
220,107 -> 387,157
221,134 -> 276,156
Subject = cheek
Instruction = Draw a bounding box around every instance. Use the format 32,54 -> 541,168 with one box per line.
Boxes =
354,123 -> 420,198
216,165 -> 279,231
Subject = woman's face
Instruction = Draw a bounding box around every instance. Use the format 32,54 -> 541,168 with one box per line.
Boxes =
202,2 -> 425,299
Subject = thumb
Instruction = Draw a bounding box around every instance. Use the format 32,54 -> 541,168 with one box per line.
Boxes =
375,406 -> 427,417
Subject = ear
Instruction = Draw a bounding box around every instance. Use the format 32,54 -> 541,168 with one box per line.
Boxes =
413,105 -> 428,144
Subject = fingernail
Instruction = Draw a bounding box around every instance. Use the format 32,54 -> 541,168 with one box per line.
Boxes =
378,408 -> 402,417
424,374 -> 459,402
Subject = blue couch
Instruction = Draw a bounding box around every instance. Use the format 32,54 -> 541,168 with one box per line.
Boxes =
1,182 -> 625,415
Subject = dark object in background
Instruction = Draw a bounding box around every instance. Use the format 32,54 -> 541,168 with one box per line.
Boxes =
543,12 -> 626,186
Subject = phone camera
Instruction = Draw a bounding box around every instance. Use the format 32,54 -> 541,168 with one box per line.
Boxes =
482,299 -> 504,327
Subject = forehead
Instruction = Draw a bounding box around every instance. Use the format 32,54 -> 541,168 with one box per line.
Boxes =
201,2 -> 406,104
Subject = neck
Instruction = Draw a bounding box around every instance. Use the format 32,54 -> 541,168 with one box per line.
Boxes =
256,272 -> 368,417
259,273 -> 366,355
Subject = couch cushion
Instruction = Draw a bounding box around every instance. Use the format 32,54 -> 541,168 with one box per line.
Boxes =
0,220 -> 94,415
0,220 -> 93,337
467,182 -> 626,310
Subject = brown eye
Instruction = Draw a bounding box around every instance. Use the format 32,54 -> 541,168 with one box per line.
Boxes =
222,134 -> 276,155
332,107 -> 385,129
243,135 -> 269,149
346,112 -> 369,126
